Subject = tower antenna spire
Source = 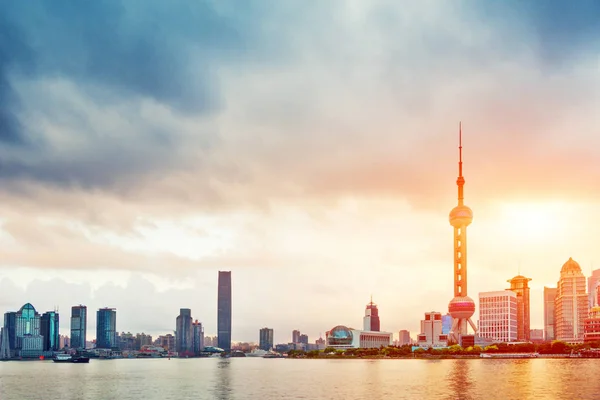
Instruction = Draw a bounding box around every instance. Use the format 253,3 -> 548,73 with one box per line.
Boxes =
457,122 -> 465,205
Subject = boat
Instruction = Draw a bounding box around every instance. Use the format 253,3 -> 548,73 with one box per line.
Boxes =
263,351 -> 284,359
480,353 -> 538,359
53,354 -> 90,363
246,349 -> 269,357
71,356 -> 90,363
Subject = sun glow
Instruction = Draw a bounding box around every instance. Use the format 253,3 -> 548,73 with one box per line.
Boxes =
497,202 -> 568,244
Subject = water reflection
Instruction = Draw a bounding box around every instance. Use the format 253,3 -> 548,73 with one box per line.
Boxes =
214,358 -> 232,400
446,360 -> 473,400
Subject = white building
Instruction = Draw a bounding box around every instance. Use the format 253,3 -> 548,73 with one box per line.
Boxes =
417,312 -> 448,348
326,326 -> 392,349
398,330 -> 411,346
478,290 -> 517,342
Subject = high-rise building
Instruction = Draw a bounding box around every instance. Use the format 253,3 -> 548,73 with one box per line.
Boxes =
447,123 -> 477,344
363,298 -> 380,332
478,291 -> 518,342
441,314 -> 452,335
40,311 -> 60,352
529,329 -> 544,344
507,275 -> 532,341
417,312 -> 448,348
218,271 -> 232,352
156,334 -> 175,351
544,287 -> 557,341
259,327 -> 274,351
70,305 -> 87,349
3,303 -> 44,358
588,269 -> 600,309
555,258 -> 588,343
299,334 -> 309,345
59,335 -> 69,349
0,327 -> 10,359
192,320 -> 204,355
176,308 -> 193,355
292,330 -> 301,343
398,330 -> 411,346
584,306 -> 600,343
96,308 -> 117,349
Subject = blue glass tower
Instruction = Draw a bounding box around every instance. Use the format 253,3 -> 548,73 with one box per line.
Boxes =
41,311 -> 60,351
218,271 -> 232,351
96,308 -> 117,349
70,305 -> 87,349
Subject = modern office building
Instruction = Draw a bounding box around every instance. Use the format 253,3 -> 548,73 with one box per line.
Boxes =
447,124 -> 477,344
507,274 -> 532,341
417,312 -> 448,348
259,327 -> 274,351
530,329 -> 544,343
544,287 -> 557,341
555,258 -> 588,344
192,320 -> 204,355
176,308 -> 194,355
156,334 -> 175,351
588,269 -> 600,309
96,308 -> 117,349
70,305 -> 87,349
218,271 -> 232,352
292,330 -> 301,343
363,298 -> 381,332
2,303 -> 45,358
441,314 -> 452,335
478,291 -> 518,343
398,330 -> 411,346
299,334 -> 309,345
40,311 -> 60,352
0,327 -> 9,359
584,306 -> 600,343
325,325 -> 392,349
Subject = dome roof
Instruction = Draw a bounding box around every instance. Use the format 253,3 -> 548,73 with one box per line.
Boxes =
560,257 -> 581,274
328,325 -> 353,346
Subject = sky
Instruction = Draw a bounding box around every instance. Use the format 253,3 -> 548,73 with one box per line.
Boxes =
1,0 -> 600,344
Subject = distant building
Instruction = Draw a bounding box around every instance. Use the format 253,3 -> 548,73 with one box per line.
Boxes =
555,258 -> 588,343
136,333 -> 153,350
299,334 -> 309,345
363,298 -> 380,332
315,336 -> 326,350
584,306 -> 600,343
193,321 -> 204,355
176,308 -> 194,355
292,330 -> 301,343
259,328 -> 274,351
96,308 -> 117,349
441,314 -> 452,335
398,330 -> 411,346
588,269 -> 600,309
118,332 -> 135,350
59,335 -> 69,349
544,287 -> 557,341
204,335 -> 218,347
478,291 -> 517,342
507,275 -> 532,341
417,312 -> 448,348
70,305 -> 87,349
218,271 -> 232,352
156,334 -> 175,351
530,329 -> 544,344
40,311 -> 60,352
326,325 -> 392,349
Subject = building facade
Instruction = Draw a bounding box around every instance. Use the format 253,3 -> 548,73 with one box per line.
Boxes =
530,329 -> 544,343
259,327 -> 274,351
584,306 -> 600,343
507,275 -> 532,341
40,311 -> 60,352
192,320 -> 204,355
70,305 -> 87,349
588,269 -> 600,309
544,287 -> 557,341
555,258 -> 588,344
363,299 -> 381,332
217,271 -> 232,352
398,330 -> 411,346
478,291 -> 517,343
176,308 -> 194,355
96,308 -> 117,349
417,312 -> 448,348
326,325 -> 392,349
2,303 -> 46,358
292,330 -> 301,343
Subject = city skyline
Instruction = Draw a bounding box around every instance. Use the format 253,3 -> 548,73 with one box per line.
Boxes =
1,2 -> 600,344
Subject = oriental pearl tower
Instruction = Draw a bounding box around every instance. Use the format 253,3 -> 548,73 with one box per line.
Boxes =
448,122 -> 477,345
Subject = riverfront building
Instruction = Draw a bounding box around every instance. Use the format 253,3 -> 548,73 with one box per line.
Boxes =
478,291 -> 517,342
325,325 -> 392,349
192,320 -> 204,355
41,311 -> 60,352
363,298 -> 380,332
259,327 -> 274,351
588,269 -> 600,310
584,306 -> 600,343
176,308 -> 193,355
416,312 -> 448,348
70,305 -> 87,349
398,330 -> 411,346
96,308 -> 117,349
218,271 -> 232,352
544,287 -> 557,341
555,258 -> 588,344
1,303 -> 53,358
507,275 -> 532,341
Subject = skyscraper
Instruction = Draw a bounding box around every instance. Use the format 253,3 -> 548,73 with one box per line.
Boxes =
555,258 -> 588,343
398,330 -> 411,346
176,308 -> 193,355
447,123 -> 477,344
70,305 -> 87,349
5,303 -> 44,358
478,291 -> 518,342
40,311 -> 60,352
544,287 -> 557,341
192,320 -> 204,355
417,312 -> 447,347
363,298 -> 380,332
507,274 -> 532,341
588,269 -> 600,309
259,327 -> 274,351
217,271 -> 232,351
96,308 -> 117,349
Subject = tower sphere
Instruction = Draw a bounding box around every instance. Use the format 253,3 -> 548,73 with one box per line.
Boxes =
449,205 -> 473,228
448,295 -> 475,319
